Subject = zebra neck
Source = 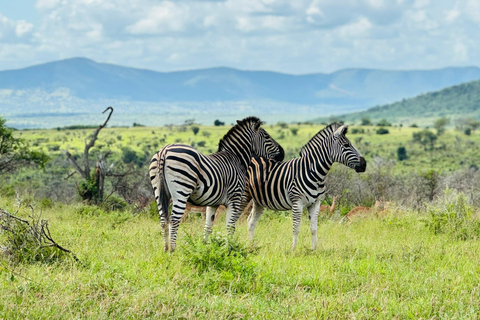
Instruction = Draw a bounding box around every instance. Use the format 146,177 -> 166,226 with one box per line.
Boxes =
305,151 -> 333,179
218,139 -> 252,170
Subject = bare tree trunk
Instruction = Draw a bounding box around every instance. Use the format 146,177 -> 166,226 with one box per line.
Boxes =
64,107 -> 114,203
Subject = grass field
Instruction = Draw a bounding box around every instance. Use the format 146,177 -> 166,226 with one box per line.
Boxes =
1,195 -> 480,319
3,121 -> 480,319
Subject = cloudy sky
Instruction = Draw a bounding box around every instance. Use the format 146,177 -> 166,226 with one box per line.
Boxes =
0,0 -> 479,74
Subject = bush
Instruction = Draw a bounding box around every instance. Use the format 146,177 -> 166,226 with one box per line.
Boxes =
397,146 -> 408,161
376,128 -> 389,135
214,120 -> 225,126
351,128 -> 365,134
425,190 -> 480,240
101,196 -> 128,212
0,208 -> 77,264
182,232 -> 258,293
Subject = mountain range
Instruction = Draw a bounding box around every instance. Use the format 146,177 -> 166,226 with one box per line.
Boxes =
1,58 -> 480,128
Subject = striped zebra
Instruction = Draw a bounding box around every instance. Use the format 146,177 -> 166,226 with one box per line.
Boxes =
240,123 -> 366,250
149,117 -> 284,252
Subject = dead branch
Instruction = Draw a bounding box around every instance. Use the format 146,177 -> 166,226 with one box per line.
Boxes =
0,208 -> 83,265
64,106 -> 114,180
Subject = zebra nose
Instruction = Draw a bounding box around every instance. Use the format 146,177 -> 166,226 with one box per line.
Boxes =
355,157 -> 367,173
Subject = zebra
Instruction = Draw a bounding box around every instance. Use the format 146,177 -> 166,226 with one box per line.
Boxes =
149,117 -> 284,252
239,122 -> 366,250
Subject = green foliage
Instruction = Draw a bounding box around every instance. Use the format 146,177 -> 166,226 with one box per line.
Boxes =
278,122 -> 289,129
412,129 -> 437,150
213,119 -> 225,126
78,177 -> 99,202
0,116 -> 50,174
132,122 -> 145,127
0,210 -> 70,264
465,127 -> 472,135
101,196 -> 128,212
182,232 -> 258,293
361,117 -> 371,126
434,117 -> 450,135
351,128 -> 365,134
377,119 -> 391,127
121,147 -> 138,165
425,190 -> 480,240
397,146 -> 408,161
376,128 -> 389,135
290,127 -> 299,136
191,126 -> 200,135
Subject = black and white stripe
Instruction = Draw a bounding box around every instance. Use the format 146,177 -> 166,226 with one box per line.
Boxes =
149,117 -> 284,252
241,123 -> 366,250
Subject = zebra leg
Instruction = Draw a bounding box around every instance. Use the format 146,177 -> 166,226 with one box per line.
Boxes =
225,200 -> 241,236
247,201 -> 264,241
292,201 -> 304,251
168,198 -> 188,252
307,198 -> 322,250
204,206 -> 218,241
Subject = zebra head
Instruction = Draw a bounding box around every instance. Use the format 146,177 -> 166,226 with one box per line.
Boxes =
331,124 -> 366,173
251,120 -> 285,162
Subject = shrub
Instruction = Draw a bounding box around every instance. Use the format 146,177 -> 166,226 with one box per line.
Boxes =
397,146 -> 408,161
191,126 -> 200,135
376,128 -> 389,135
0,208 -> 78,264
101,196 -> 128,212
182,233 -> 258,293
214,120 -> 225,126
290,128 -> 299,136
425,189 -> 480,240
351,128 -> 365,134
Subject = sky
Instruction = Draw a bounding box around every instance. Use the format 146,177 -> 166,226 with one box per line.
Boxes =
0,0 -> 479,74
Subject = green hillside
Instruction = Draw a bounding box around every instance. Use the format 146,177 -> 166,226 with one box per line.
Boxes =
320,79 -> 480,126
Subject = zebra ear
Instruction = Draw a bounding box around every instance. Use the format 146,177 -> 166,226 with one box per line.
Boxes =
334,125 -> 348,137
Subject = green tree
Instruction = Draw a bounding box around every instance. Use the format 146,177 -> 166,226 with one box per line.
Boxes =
191,126 -> 200,135
433,117 -> 450,135
0,116 -> 49,174
377,119 -> 391,127
361,117 -> 371,126
214,119 -> 225,126
397,146 -> 408,161
412,129 -> 437,150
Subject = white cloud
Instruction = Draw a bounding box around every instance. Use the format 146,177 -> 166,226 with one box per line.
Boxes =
0,0 -> 478,73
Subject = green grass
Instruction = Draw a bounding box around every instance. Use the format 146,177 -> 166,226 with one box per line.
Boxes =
2,197 -> 480,319
15,123 -> 480,174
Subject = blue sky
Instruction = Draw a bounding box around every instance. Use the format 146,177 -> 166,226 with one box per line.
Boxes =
0,0 -> 478,74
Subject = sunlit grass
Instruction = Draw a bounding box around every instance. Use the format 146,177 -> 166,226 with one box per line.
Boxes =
2,196 -> 480,319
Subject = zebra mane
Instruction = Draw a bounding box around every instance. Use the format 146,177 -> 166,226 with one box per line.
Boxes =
217,116 -> 263,152
299,122 -> 345,156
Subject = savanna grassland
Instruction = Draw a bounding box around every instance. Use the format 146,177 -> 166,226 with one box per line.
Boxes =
2,121 -> 480,319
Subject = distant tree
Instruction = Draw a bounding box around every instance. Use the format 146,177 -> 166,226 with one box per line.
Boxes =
191,126 -> 200,135
278,122 -> 289,129
0,116 -> 49,175
214,119 -> 225,126
464,127 -> 472,136
397,146 -> 408,161
361,117 -> 372,126
290,128 -> 299,136
377,119 -> 391,127
413,129 -> 437,150
410,123 -> 419,128
376,128 -> 389,135
184,119 -> 195,126
433,117 -> 450,135
202,131 -> 211,138
132,122 -> 145,127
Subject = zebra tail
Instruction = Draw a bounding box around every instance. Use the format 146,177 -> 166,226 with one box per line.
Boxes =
149,149 -> 171,222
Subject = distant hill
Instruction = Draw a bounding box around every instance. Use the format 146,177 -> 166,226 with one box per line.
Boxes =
327,79 -> 480,126
1,58 -> 480,128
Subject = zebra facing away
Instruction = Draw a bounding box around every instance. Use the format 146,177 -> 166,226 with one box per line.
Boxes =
149,117 -> 284,252
240,123 -> 366,250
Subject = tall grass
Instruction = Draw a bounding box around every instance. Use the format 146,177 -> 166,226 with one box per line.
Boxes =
2,195 -> 480,319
